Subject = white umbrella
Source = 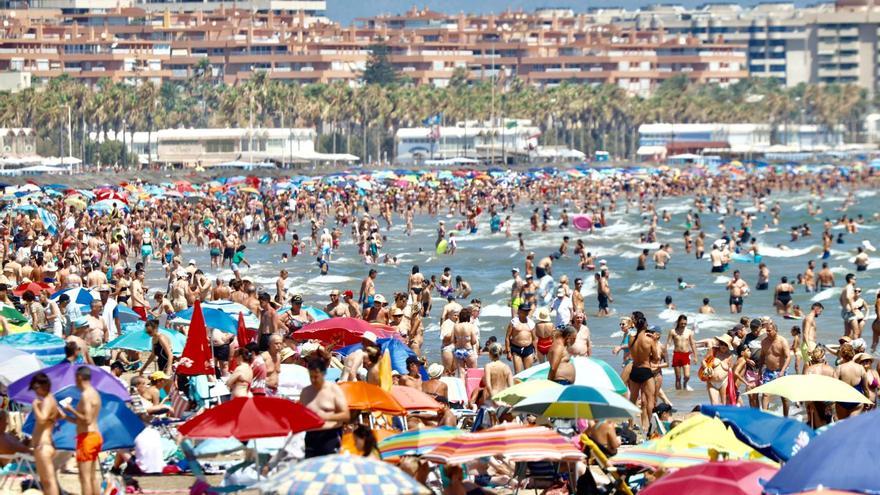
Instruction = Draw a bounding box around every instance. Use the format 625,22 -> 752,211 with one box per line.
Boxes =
0,344 -> 44,386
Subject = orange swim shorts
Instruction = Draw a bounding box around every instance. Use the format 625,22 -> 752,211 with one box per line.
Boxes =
75,431 -> 103,462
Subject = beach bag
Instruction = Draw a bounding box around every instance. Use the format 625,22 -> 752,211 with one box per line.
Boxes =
698,355 -> 716,382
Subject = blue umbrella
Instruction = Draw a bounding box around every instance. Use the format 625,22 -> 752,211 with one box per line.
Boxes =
0,331 -> 65,364
7,363 -> 130,403
699,405 -> 814,463
277,305 -> 329,322
23,386 -> 144,451
50,287 -> 95,306
104,325 -> 186,355
117,304 -> 143,324
336,338 -> 417,374
172,306 -> 238,333
764,409 -> 880,494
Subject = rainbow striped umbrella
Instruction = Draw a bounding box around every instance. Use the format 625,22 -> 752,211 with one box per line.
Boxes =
421,424 -> 585,464
256,454 -> 428,495
513,357 -> 627,394
511,384 -> 639,420
378,426 -> 463,460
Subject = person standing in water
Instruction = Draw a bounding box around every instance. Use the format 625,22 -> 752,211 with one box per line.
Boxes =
666,315 -> 697,390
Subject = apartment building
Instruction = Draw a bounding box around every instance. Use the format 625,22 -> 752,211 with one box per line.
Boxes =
6,0 -> 327,16
0,7 -> 746,95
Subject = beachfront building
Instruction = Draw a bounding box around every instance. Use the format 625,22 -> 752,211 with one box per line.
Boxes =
637,122 -> 844,160
393,119 -> 580,165
0,7 -> 746,94
19,0 -> 327,16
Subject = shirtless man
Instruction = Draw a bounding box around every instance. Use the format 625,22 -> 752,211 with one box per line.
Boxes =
759,321 -> 790,415
258,292 -> 283,351
275,269 -> 288,305
803,260 -> 816,293
358,269 -> 377,310
533,308 -> 555,363
324,289 -> 349,317
710,244 -> 724,273
300,354 -> 350,458
340,332 -> 379,382
854,247 -> 869,272
666,315 -> 697,390
800,303 -> 824,373
596,272 -> 612,317
452,308 -> 478,376
399,356 -> 423,390
130,269 -> 148,320
483,343 -> 513,402
261,334 -> 283,395
569,311 -> 592,357
756,263 -> 770,291
629,321 -> 658,429
699,297 -> 715,314
547,326 -> 576,386
818,263 -> 835,289
343,290 -> 361,318
653,245 -> 670,269
726,270 -> 748,314
441,295 -> 463,323
63,367 -> 102,495
505,304 -> 536,374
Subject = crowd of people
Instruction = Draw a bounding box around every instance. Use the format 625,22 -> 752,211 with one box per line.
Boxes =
0,165 -> 878,494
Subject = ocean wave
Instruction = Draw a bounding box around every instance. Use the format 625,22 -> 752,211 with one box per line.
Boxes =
811,287 -> 841,302
757,245 -> 818,258
627,281 -> 657,293
307,275 -> 356,284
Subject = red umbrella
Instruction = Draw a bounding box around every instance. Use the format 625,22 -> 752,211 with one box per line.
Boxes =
13,281 -> 53,297
96,190 -> 128,204
177,300 -> 213,376
640,461 -> 777,495
177,396 -> 324,440
293,317 -> 400,346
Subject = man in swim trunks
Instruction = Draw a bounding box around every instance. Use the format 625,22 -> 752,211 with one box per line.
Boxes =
727,270 -> 748,314
759,321 -> 790,416
63,367 -> 102,495
452,307 -> 478,376
800,303 -> 823,373
666,315 -> 697,390
505,303 -> 536,374
629,322 -> 658,430
548,325 -> 576,385
534,308 -> 555,363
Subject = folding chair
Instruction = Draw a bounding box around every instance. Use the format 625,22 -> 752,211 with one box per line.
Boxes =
0,453 -> 38,491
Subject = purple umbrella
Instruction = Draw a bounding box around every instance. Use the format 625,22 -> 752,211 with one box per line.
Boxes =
7,363 -> 130,404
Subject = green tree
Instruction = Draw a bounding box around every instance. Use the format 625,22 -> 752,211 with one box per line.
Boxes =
362,44 -> 398,86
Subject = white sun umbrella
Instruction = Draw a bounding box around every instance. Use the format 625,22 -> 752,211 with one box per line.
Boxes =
514,356 -> 628,394
0,344 -> 44,386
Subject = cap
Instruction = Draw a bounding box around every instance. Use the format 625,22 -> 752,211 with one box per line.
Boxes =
374,294 -> 386,304
405,356 -> 421,368
58,293 -> 70,303
343,290 -> 354,298
518,303 -> 532,312
300,341 -> 322,357
535,308 -> 551,323
512,267 -> 519,272
391,307 -> 405,316
44,262 -> 58,272
329,289 -> 340,296
188,259 -> 196,265
74,316 -> 90,328
854,352 -> 874,363
291,294 -> 303,304
852,338 -> 866,351
427,363 -> 444,379
362,331 -> 377,344
839,336 -> 853,344
149,371 -> 170,381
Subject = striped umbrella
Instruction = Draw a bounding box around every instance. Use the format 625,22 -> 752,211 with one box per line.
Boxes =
513,357 -> 627,394
512,385 -> 640,420
492,379 -> 562,406
257,454 -> 428,495
378,426 -> 463,460
421,424 -> 585,464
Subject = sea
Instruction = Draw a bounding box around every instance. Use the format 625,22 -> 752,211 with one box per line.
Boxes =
141,187 -> 880,412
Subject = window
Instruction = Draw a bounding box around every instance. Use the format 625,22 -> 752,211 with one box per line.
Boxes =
206,140 -> 234,153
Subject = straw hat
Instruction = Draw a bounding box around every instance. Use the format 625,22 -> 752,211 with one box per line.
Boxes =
854,352 -> 874,364
714,334 -> 734,350
535,308 -> 552,323
427,363 -> 444,379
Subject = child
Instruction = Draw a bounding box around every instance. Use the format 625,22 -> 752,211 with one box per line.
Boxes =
789,326 -> 802,374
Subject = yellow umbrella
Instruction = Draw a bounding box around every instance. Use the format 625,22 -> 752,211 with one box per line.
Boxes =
6,320 -> 34,334
610,414 -> 774,470
492,379 -> 562,406
237,187 -> 260,195
744,374 -> 871,404
64,196 -> 87,210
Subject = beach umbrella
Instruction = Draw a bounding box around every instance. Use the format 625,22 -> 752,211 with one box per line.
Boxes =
336,338 -> 416,374
0,344 -> 43,386
338,382 -> 405,415
294,317 -> 400,346
513,357 -> 627,394
88,199 -> 128,212
492,379 -> 562,406
422,423 -> 585,464
390,385 -> 443,412
277,305 -> 329,322
512,384 -> 639,420
177,396 -> 323,441
257,454 -> 429,495
640,461 -> 777,495
95,190 -> 128,204
177,300 -> 213,376
191,437 -> 245,457
172,301 -> 260,329
0,331 -> 63,362
50,287 -> 95,306
0,303 -> 29,322
378,426 -> 464,460
744,375 -> 871,405
7,362 -> 130,403
63,196 -> 87,210
764,409 -> 880,494
22,387 -> 144,451
610,415 -> 774,470
700,405 -> 815,463
12,281 -> 53,296
103,326 -> 186,355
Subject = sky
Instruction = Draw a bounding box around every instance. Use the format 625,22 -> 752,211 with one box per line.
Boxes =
326,0 -> 803,25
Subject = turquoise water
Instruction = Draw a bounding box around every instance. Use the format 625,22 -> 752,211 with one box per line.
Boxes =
143,187 -> 880,411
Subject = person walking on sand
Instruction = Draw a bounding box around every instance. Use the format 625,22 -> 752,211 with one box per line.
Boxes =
62,367 -> 103,495
29,373 -> 59,495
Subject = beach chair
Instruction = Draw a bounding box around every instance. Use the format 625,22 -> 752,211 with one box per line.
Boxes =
647,413 -> 669,439
513,461 -> 560,494
0,453 -> 38,491
579,434 -> 636,495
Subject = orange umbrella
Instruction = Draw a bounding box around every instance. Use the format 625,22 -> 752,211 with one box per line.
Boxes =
339,382 -> 405,415
390,385 -> 443,411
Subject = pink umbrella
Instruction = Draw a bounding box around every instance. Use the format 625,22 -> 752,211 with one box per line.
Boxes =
640,461 -> 777,495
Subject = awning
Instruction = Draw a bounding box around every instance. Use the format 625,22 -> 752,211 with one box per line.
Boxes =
636,145 -> 667,156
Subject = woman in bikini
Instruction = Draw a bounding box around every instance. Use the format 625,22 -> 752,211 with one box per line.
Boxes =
706,336 -> 734,405
30,372 -> 60,495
